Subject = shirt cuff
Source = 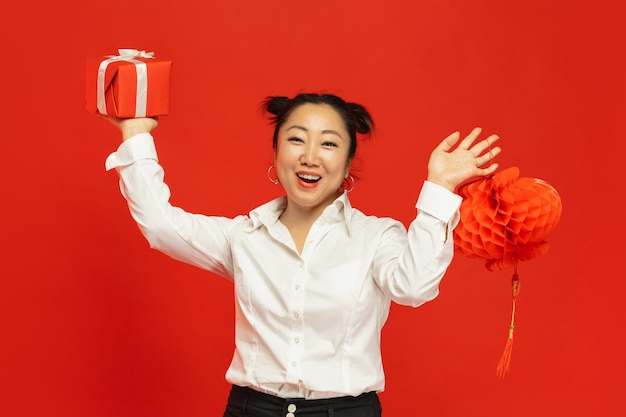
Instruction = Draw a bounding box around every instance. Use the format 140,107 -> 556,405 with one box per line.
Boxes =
104,133 -> 158,171
415,181 -> 462,223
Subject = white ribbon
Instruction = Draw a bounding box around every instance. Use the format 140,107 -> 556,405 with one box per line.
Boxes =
117,49 -> 155,59
96,49 -> 155,117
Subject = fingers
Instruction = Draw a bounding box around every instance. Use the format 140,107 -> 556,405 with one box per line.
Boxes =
462,128 -> 502,176
435,127 -> 502,168
438,127 -> 499,154
434,131 -> 461,153
458,127 -> 500,155
479,161 -> 500,176
457,127 -> 483,150
462,129 -> 501,172
475,134 -> 500,157
476,146 -> 502,167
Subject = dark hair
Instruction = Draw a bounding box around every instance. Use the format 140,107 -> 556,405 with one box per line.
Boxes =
261,93 -> 374,160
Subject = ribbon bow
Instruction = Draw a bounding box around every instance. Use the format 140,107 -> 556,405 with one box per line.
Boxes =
116,49 -> 155,59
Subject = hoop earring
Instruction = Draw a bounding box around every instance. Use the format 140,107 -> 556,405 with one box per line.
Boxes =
267,164 -> 279,184
341,175 -> 355,194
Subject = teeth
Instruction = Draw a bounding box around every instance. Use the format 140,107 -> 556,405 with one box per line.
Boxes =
298,174 -> 321,181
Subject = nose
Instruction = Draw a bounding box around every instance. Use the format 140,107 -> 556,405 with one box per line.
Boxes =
301,142 -> 320,166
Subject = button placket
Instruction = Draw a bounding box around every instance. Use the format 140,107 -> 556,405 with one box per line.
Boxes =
286,258 -> 306,383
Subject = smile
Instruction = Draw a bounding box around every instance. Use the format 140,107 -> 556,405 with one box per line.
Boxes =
297,173 -> 321,183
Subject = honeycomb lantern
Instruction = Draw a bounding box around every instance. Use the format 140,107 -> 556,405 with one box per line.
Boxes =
453,166 -> 563,377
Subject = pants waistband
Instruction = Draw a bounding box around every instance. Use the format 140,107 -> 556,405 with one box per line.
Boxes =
226,385 -> 381,416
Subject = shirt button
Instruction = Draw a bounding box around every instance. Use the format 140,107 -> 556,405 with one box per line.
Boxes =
288,403 -> 297,412
287,414 -> 295,417
295,284 -> 300,290
293,312 -> 299,319
291,361 -> 297,367
294,337 -> 300,343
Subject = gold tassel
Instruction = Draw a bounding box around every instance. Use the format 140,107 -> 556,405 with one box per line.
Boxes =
497,265 -> 520,378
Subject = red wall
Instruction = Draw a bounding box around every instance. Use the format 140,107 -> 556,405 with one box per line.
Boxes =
1,1 -> 623,416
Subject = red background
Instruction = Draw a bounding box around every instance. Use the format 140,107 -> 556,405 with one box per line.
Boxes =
1,1 -> 624,416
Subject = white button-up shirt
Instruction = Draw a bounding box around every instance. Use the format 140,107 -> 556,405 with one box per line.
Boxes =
106,133 -> 462,399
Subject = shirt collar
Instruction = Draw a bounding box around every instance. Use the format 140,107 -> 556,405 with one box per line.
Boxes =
246,193 -> 354,235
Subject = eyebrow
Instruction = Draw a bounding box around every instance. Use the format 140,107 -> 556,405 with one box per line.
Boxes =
286,125 -> 345,140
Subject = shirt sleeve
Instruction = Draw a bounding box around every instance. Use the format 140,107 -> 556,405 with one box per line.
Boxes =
105,132 -> 158,171
105,133 -> 236,279
374,181 -> 462,307
415,180 -> 462,226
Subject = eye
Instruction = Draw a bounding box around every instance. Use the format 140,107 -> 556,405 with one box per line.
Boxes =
322,141 -> 338,147
287,136 -> 304,143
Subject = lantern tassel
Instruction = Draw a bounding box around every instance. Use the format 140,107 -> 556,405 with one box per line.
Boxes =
497,266 -> 520,378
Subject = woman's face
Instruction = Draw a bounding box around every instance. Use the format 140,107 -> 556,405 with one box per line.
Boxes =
274,103 -> 352,214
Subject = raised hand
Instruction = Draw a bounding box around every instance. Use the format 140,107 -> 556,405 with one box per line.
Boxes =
100,115 -> 159,141
426,127 -> 501,192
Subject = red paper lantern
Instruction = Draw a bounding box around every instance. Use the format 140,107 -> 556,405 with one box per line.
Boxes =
453,166 -> 562,377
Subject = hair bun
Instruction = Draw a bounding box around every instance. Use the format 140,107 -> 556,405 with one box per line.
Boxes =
263,96 -> 291,115
346,102 -> 374,135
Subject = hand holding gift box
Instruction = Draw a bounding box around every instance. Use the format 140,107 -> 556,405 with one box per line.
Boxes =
86,49 -> 172,118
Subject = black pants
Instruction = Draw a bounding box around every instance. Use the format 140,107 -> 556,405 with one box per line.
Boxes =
223,385 -> 383,417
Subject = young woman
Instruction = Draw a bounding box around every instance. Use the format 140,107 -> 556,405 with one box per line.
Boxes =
103,93 -> 500,417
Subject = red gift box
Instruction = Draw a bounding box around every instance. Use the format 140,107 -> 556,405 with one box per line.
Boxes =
85,49 -> 172,118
